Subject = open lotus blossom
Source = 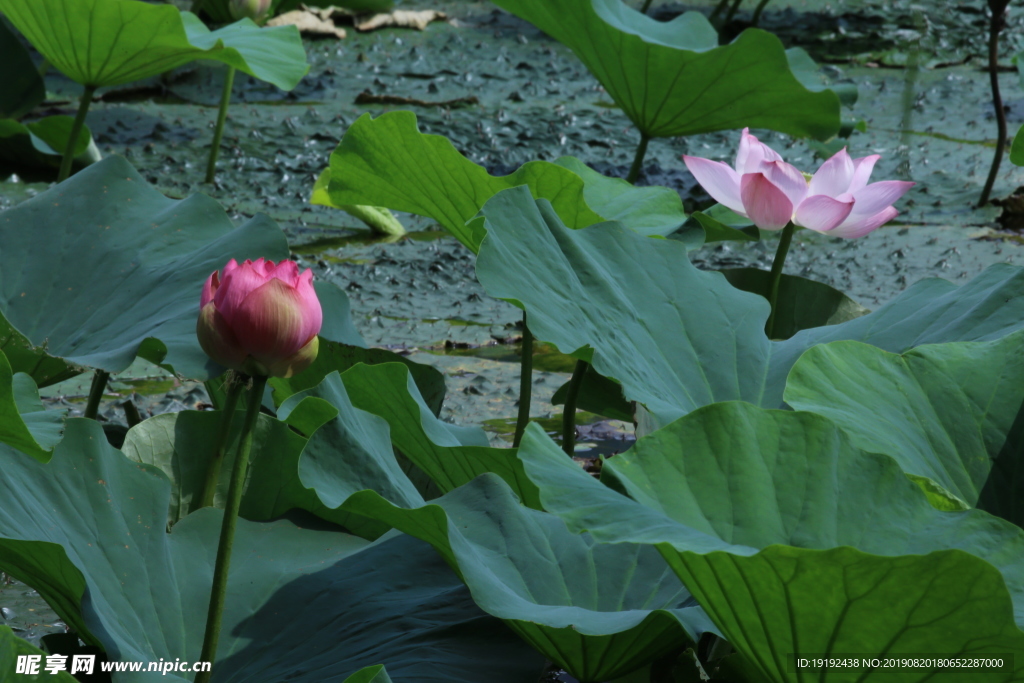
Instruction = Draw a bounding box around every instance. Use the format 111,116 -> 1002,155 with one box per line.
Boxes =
683,129 -> 915,238
197,258 -> 322,378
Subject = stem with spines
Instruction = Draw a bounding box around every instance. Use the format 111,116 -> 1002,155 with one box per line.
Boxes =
197,373 -> 245,511
205,67 -> 236,184
195,374 -> 267,683
512,314 -> 534,448
58,85 -> 96,182
626,133 -> 650,184
82,370 -> 109,420
979,2 -> 1009,207
765,222 -> 795,339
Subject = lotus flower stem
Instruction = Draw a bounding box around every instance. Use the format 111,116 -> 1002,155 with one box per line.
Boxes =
198,373 -> 246,511
626,133 -> 650,185
561,360 -> 589,456
979,2 -> 1009,207
765,222 -> 795,339
751,0 -> 771,25
512,313 -> 534,448
196,373 -> 267,683
57,85 -> 95,183
205,66 -> 237,185
82,370 -> 110,421
640,0 -> 654,14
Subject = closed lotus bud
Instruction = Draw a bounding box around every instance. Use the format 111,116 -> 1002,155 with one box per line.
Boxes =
229,0 -> 273,23
197,258 -> 322,378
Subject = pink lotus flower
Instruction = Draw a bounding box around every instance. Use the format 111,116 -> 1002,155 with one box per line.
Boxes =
683,129 -> 914,238
197,258 -> 322,378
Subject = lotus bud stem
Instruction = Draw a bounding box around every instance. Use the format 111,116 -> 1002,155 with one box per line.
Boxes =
197,372 -> 246,511
196,373 -> 268,683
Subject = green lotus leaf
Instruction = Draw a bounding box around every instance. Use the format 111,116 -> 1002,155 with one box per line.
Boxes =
0,0 -> 308,90
514,405 -> 1024,682
0,116 -> 100,177
256,369 -> 714,682
0,350 -> 66,462
784,333 -> 1024,524
474,186 -> 1024,429
721,268 -> 870,340
340,665 -> 393,683
488,0 -> 841,140
0,155 -> 291,382
0,19 -> 44,120
318,111 -> 688,252
0,418 -> 545,681
0,626 -> 79,682
270,339 -> 447,417
1012,123 -> 1024,167
329,363 -> 541,508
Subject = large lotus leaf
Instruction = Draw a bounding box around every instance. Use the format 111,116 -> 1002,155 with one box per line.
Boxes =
331,363 -> 541,508
278,365 -> 527,506
721,268 -> 869,340
0,350 -> 65,461
0,19 -> 44,120
270,339 -> 447,417
0,155 -> 291,381
0,116 -> 98,174
488,0 -> 840,140
474,187 -> 1024,429
0,418 -> 545,682
341,476 -> 716,683
122,391 -> 409,539
0,0 -> 308,90
0,627 -> 78,682
514,408 -> 1024,682
318,111 -> 687,252
475,185 -> 772,427
266,370 -> 714,682
785,334 -> 1024,524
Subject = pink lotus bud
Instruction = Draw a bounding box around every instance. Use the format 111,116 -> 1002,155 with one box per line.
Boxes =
197,258 -> 322,378
683,128 -> 914,238
229,0 -> 273,23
